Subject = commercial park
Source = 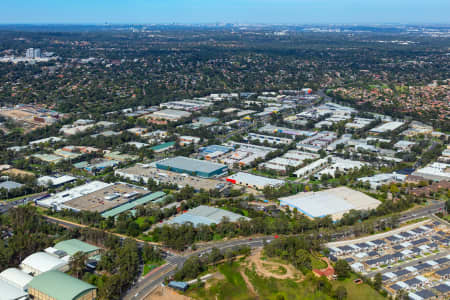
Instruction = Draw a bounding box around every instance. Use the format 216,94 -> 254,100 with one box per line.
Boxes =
2,87 -> 449,300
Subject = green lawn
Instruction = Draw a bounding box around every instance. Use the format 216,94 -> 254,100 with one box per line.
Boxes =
188,263 -> 253,300
332,275 -> 386,300
142,260 -> 164,276
311,256 -> 328,270
247,270 -> 332,300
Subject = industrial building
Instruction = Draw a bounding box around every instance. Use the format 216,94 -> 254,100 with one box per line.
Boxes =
258,124 -> 316,138
226,172 -> 284,190
150,141 -> 176,153
155,156 -> 228,178
279,187 -> 381,221
0,180 -> 24,191
160,99 -> 212,111
37,175 -> 76,187
115,163 -> 222,191
297,131 -> 338,152
147,109 -> 191,124
314,157 -> 367,179
260,150 -> 319,173
37,181 -> 149,213
246,133 -> 293,145
369,121 -> 405,134
199,145 -> 234,160
101,191 -> 166,218
20,252 -> 69,276
73,159 -> 119,173
0,280 -> 28,300
28,271 -> 97,300
0,268 -> 33,291
412,162 -> 450,181
165,205 -> 249,227
293,158 -> 328,178
221,142 -> 276,167
53,239 -> 100,258
179,136 -> 201,146
357,173 -> 407,189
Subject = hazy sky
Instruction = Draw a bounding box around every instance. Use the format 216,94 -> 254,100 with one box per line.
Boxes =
1,0 -> 449,24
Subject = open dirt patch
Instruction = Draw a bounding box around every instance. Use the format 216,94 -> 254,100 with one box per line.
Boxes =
204,272 -> 225,289
244,248 -> 302,281
145,286 -> 191,300
240,269 -> 258,298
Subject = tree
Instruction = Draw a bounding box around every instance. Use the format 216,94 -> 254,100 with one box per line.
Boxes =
334,286 -> 347,300
295,249 -> 312,271
69,251 -> 87,279
373,273 -> 382,290
334,260 -> 351,280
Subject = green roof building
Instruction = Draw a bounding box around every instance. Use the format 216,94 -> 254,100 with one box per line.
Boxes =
101,191 -> 166,218
28,271 -> 97,300
150,141 -> 175,153
54,239 -> 100,257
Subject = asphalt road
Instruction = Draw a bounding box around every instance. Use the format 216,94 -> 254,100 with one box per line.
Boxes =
0,193 -> 46,214
39,195 -> 446,299
124,236 -> 273,300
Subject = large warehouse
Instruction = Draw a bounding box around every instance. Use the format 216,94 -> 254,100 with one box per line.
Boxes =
20,252 -> 68,276
155,156 -> 228,178
279,186 -> 381,221
37,181 -> 149,213
28,271 -> 97,300
165,205 -> 249,227
226,172 -> 284,190
53,239 -> 100,258
0,268 -> 33,291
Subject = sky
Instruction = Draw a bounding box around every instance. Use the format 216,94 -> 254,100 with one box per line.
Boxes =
1,0 -> 449,25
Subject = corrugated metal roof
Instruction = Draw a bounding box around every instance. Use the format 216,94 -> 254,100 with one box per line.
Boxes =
0,280 -> 27,300
54,239 -> 99,256
166,205 -> 249,227
0,181 -> 23,191
156,156 -> 227,174
0,268 -> 33,290
101,191 -> 166,218
150,141 -> 175,151
28,271 -> 95,300
21,252 -> 67,274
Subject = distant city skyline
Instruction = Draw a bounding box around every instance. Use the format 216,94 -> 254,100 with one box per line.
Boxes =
1,0 -> 449,25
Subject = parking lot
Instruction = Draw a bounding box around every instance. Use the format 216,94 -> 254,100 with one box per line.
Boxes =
116,164 -> 228,191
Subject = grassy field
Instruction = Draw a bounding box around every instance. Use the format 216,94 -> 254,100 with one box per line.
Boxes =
311,255 -> 328,270
186,261 -> 385,300
246,270 -> 331,300
331,275 -> 386,300
188,263 -> 254,300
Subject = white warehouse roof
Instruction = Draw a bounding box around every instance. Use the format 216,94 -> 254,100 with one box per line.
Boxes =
227,172 -> 284,189
279,186 -> 381,221
37,181 -> 111,208
37,175 -> 76,187
0,268 -> 33,290
0,280 -> 28,300
20,252 -> 68,275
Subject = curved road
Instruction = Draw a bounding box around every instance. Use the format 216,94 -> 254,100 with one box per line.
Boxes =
124,236 -> 273,300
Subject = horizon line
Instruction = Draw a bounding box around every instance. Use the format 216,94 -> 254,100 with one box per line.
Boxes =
0,22 -> 450,26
